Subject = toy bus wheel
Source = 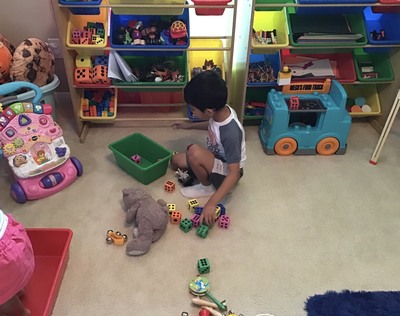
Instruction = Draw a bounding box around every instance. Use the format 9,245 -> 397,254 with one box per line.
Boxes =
316,137 -> 340,156
70,157 -> 83,176
274,138 -> 297,156
11,183 -> 27,204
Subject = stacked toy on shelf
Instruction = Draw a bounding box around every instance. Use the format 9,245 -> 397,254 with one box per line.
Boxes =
80,88 -> 117,121
74,54 -> 111,87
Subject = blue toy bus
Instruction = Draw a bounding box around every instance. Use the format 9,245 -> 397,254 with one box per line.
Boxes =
259,79 -> 352,155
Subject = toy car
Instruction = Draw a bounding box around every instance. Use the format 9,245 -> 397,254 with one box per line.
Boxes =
0,82 -> 83,203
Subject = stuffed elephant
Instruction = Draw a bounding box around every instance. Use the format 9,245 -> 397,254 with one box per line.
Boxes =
122,188 -> 169,256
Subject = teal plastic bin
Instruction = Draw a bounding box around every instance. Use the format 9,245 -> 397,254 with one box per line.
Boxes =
0,75 -> 60,118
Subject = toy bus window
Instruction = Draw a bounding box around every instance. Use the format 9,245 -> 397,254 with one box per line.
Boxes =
289,112 -> 319,128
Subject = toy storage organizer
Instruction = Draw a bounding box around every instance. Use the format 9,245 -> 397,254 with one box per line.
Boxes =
240,1 -> 400,123
53,0 -> 237,142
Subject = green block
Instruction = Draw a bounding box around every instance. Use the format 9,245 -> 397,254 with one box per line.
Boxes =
196,224 -> 209,239
87,22 -> 97,29
180,218 -> 192,233
197,258 -> 210,274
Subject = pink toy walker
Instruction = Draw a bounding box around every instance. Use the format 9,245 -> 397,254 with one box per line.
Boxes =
0,82 -> 83,203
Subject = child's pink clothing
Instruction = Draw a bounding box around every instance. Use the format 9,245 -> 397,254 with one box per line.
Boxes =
0,212 -> 35,305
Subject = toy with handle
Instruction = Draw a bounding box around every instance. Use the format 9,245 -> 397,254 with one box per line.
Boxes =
0,80 -> 83,203
192,298 -> 218,309
189,276 -> 227,311
0,81 -> 43,105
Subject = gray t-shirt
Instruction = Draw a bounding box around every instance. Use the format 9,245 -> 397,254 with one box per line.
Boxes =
206,105 -> 246,168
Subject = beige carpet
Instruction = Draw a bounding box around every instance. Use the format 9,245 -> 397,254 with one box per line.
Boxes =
1,94 -> 400,316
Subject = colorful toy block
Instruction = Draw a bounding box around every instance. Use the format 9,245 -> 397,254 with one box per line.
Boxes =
217,203 -> 226,216
94,55 -> 109,66
167,203 -> 176,216
74,67 -> 93,84
289,96 -> 300,110
196,224 -> 209,238
194,206 -> 203,215
170,211 -> 182,224
197,258 -> 210,274
92,65 -> 111,85
190,214 -> 201,228
164,180 -> 176,192
75,55 -> 92,68
130,154 -> 141,163
215,206 -> 221,219
188,199 -> 200,211
180,218 -> 193,233
218,215 -> 230,229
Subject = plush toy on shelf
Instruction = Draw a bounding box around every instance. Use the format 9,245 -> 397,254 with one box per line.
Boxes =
10,38 -> 55,87
122,188 -> 169,256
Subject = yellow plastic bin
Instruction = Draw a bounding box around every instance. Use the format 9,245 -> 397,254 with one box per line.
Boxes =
251,9 -> 289,51
80,88 -> 118,122
344,84 -> 381,117
188,39 -> 226,80
66,8 -> 108,51
108,0 -> 185,15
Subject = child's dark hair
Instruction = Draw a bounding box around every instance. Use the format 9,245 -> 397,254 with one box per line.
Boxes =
184,70 -> 227,112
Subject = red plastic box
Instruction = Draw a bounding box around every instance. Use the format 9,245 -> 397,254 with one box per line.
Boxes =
22,228 -> 73,316
280,49 -> 356,83
192,0 -> 231,15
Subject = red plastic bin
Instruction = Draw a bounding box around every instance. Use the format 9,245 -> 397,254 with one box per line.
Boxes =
192,0 -> 232,15
280,49 -> 356,83
22,228 -> 73,316
373,0 -> 400,13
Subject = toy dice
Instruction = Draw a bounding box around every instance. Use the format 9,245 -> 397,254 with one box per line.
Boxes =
130,154 -> 141,163
194,206 -> 203,215
75,55 -> 92,68
217,203 -> 226,216
180,218 -> 192,233
167,203 -> 176,216
190,214 -> 201,228
197,258 -> 210,274
218,215 -> 230,229
170,211 -> 181,224
196,224 -> 209,238
92,65 -> 110,85
74,68 -> 93,84
188,199 -> 200,211
94,55 -> 109,66
164,180 -> 175,192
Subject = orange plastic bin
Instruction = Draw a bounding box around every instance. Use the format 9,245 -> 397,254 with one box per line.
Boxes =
22,228 -> 73,316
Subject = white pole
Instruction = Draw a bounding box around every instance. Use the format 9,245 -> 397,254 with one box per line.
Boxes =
370,89 -> 400,165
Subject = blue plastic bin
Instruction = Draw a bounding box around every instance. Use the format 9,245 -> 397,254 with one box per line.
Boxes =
110,10 -> 190,54
59,0 -> 102,15
363,6 -> 400,45
247,52 -> 281,86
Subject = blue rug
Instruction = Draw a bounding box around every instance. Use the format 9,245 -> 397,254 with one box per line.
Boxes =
305,290 -> 400,316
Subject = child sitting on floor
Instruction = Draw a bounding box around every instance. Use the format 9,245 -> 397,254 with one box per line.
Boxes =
170,71 -> 246,226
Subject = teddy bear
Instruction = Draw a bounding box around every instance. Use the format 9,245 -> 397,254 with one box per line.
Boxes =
122,188 -> 169,256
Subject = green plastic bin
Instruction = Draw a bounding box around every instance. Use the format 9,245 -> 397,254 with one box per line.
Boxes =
108,133 -> 172,184
353,49 -> 394,82
112,53 -> 188,88
287,8 -> 368,47
255,0 -> 294,11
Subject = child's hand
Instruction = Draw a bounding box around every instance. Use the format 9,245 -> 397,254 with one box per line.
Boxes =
200,204 -> 216,227
171,121 -> 191,130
